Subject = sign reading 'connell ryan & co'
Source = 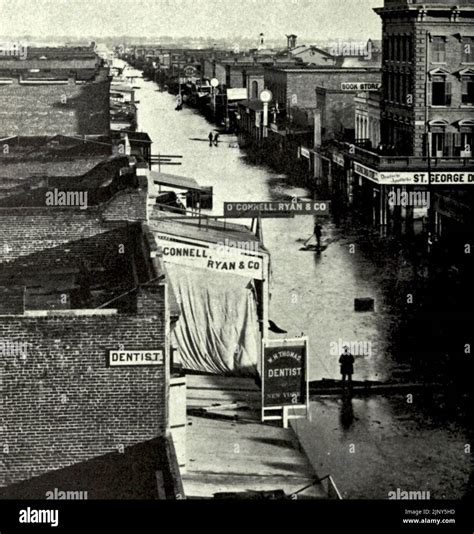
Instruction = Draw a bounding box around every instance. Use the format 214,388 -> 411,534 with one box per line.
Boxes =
108,350 -> 164,367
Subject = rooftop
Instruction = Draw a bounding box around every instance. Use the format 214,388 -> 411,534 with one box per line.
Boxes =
149,209 -> 268,255
0,219 -> 150,314
266,65 -> 380,73
0,135 -> 115,187
0,166 -> 171,316
0,437 -> 179,499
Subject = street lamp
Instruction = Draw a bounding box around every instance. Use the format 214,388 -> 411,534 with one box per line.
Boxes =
259,89 -> 273,138
210,77 -> 219,120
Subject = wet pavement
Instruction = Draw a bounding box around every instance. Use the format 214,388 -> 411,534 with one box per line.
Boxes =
132,70 -> 472,499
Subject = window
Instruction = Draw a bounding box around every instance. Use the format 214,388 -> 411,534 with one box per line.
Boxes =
454,131 -> 473,156
406,36 -> 412,63
405,74 -> 412,104
462,37 -> 474,63
390,74 -> 395,101
383,37 -> 389,62
462,76 -> 474,105
251,80 -> 259,100
461,132 -> 473,156
431,75 -> 451,106
398,74 -> 404,103
432,37 -> 446,63
431,132 -> 445,157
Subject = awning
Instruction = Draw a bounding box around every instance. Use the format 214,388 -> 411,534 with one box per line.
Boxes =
151,171 -> 204,193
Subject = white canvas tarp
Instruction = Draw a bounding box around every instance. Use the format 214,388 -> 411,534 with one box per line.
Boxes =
166,263 -> 260,376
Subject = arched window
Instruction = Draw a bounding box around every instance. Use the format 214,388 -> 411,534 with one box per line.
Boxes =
251,80 -> 259,100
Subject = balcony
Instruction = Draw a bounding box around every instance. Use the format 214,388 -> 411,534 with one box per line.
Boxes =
332,140 -> 474,171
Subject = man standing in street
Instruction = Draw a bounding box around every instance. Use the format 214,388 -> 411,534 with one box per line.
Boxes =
208,132 -> 214,147
339,346 -> 355,386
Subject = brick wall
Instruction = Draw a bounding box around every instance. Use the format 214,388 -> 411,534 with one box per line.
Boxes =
0,283 -> 168,487
102,177 -> 148,222
0,157 -> 106,180
265,68 -> 381,109
0,211 -> 113,263
0,76 -> 111,137
0,288 -> 24,314
381,13 -> 474,155
229,66 -> 245,88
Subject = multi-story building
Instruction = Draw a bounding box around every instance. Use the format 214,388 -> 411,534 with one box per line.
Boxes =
263,66 -> 381,173
316,0 -> 474,240
377,0 -> 474,157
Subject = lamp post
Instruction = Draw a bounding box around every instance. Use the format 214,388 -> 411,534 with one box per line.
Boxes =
259,89 -> 273,139
210,77 -> 219,122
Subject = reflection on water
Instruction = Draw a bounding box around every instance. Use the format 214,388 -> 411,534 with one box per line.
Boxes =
340,393 -> 355,431
134,74 -> 472,499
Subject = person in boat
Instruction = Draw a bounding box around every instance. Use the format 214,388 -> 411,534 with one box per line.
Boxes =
314,223 -> 322,249
304,222 -> 323,248
208,132 -> 214,147
339,346 -> 355,385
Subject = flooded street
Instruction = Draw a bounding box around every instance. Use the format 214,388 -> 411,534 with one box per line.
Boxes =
134,74 -> 472,499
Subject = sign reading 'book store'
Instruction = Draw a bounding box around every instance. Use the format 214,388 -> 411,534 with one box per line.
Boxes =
108,350 -> 164,367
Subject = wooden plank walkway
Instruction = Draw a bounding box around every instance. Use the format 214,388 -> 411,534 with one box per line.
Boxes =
182,374 -> 326,499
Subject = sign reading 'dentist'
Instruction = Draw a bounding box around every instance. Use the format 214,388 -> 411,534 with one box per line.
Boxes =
263,341 -> 307,408
108,350 -> 164,367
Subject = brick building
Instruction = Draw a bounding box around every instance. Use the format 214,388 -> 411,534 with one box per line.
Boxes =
0,161 -> 183,498
264,66 -> 381,117
261,66 -> 380,173
376,0 -> 474,156
315,0 -> 474,240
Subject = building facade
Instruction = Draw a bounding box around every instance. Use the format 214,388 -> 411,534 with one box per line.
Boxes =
316,0 -> 474,239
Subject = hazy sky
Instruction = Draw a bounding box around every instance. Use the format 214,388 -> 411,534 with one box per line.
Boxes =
0,0 -> 382,40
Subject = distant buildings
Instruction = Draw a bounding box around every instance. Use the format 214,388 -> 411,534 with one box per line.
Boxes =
0,45 -> 111,137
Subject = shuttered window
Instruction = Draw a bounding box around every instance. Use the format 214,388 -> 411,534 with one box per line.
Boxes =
432,76 -> 451,106
461,76 -> 474,105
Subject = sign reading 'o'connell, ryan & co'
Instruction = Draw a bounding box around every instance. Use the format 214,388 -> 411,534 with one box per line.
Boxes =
224,201 -> 330,218
263,343 -> 307,407
108,350 -> 164,367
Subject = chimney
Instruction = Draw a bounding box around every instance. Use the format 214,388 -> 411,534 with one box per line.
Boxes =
286,34 -> 297,50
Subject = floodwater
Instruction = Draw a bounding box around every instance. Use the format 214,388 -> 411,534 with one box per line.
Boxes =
131,69 -> 472,499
